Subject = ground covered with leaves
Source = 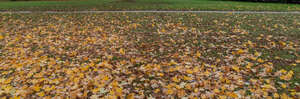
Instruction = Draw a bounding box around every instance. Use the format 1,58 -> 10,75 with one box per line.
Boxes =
0,13 -> 299,98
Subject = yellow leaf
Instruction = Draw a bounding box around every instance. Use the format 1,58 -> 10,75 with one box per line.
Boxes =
81,65 -> 90,71
287,70 -> 293,76
66,69 -> 73,75
154,89 -> 160,93
219,95 -> 227,99
186,69 -> 194,74
50,79 -> 59,84
279,41 -> 286,46
132,23 -> 137,29
157,73 -> 164,77
250,56 -> 257,61
262,84 -> 275,90
280,70 -> 293,81
280,93 -> 289,99
281,83 -> 287,88
196,51 -> 201,57
11,96 -> 21,99
248,40 -> 253,45
227,92 -> 238,98
0,35 -> 3,40
166,89 -> 174,95
103,75 -> 110,81
3,78 -> 11,84
3,85 -> 12,92
204,70 -> 210,76
279,69 -> 287,73
246,63 -> 253,69
107,55 -> 113,60
44,86 -> 55,92
32,85 -> 41,92
290,91 -> 296,96
37,92 -> 45,97
161,28 -> 166,33
111,80 -> 119,88
232,66 -> 239,72
177,90 -> 186,97
119,48 -> 125,55
26,35 -> 32,39
92,87 -> 100,93
273,93 -> 279,98
172,76 -> 180,83
236,49 -> 245,55
130,58 -> 136,63
185,84 -> 192,90
115,87 -> 123,96
194,88 -> 199,93
257,58 -> 264,63
214,89 -> 220,93
126,93 -> 135,99
183,76 -> 193,81
254,51 -> 261,56
169,60 -> 177,65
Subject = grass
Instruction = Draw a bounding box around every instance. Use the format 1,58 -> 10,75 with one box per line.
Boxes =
0,0 -> 300,11
0,13 -> 299,98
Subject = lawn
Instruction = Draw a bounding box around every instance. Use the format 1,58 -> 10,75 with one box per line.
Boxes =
0,0 -> 300,11
0,13 -> 299,98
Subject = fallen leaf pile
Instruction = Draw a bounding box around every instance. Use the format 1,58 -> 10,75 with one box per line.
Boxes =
0,13 -> 299,98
